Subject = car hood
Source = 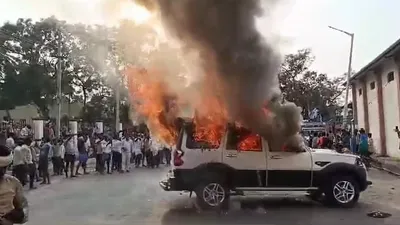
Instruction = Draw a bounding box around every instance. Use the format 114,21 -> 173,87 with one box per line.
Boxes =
310,148 -> 357,159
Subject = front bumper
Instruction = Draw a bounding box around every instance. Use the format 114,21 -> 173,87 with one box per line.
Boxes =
159,170 -> 187,191
159,179 -> 171,191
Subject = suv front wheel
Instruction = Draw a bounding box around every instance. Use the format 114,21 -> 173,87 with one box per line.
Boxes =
324,175 -> 360,208
195,181 -> 229,210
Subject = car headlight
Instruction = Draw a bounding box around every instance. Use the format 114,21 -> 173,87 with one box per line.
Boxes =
355,157 -> 364,167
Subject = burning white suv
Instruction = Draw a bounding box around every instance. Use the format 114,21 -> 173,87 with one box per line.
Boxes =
160,119 -> 371,209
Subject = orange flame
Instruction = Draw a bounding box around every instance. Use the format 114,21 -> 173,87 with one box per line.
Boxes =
125,67 -> 178,145
193,96 -> 227,148
125,66 -> 280,150
237,134 -> 262,151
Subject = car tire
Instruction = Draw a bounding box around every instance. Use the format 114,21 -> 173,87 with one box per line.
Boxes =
195,180 -> 230,211
324,175 -> 360,208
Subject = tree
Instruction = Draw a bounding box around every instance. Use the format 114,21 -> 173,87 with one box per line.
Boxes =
0,17 -> 72,117
279,49 -> 345,121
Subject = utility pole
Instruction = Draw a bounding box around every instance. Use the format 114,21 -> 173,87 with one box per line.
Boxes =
115,69 -> 120,134
328,26 -> 354,129
56,33 -> 62,138
344,34 -> 354,128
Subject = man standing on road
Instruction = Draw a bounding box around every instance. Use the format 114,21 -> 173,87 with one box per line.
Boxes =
21,138 -> 35,189
101,136 -> 112,174
0,145 -> 29,225
133,136 -> 143,168
12,140 -> 27,186
30,141 -> 41,182
367,133 -> 375,156
51,139 -> 63,176
111,134 -> 122,172
359,129 -> 369,157
94,135 -> 104,174
38,138 -> 52,185
351,129 -> 359,154
121,134 -> 132,173
76,134 -> 89,175
64,135 -> 77,178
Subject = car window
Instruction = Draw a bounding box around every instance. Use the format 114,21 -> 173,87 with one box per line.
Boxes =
226,124 -> 262,151
269,144 -> 307,152
184,123 -> 221,149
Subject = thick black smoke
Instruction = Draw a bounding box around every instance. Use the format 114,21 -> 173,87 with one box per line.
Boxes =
135,0 -> 303,150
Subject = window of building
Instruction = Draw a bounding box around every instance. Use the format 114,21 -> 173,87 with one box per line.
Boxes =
370,81 -> 375,90
226,124 -> 262,152
358,88 -> 362,96
387,71 -> 395,83
185,123 -> 221,149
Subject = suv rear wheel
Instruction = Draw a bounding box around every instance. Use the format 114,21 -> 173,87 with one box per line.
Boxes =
195,180 -> 229,210
324,175 -> 360,208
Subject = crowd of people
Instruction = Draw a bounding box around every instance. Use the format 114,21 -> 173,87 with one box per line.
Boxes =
3,129 -> 172,190
305,128 -> 376,157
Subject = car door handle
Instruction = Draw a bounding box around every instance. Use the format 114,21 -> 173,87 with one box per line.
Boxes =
226,153 -> 237,158
270,155 -> 282,159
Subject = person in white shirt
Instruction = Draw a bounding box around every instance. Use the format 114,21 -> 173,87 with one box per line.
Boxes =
21,138 -> 35,189
20,125 -> 31,139
111,134 -> 122,172
58,138 -> 65,175
133,136 -> 143,167
12,140 -> 27,186
64,135 -> 77,178
121,135 -> 132,172
94,135 -> 103,173
101,135 -> 112,174
84,136 -> 91,155
5,133 -> 15,151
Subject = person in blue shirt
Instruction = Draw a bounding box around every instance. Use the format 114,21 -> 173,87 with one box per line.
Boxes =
358,128 -> 369,156
350,129 -> 359,154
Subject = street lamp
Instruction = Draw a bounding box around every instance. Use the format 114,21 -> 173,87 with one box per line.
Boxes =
328,26 -> 354,129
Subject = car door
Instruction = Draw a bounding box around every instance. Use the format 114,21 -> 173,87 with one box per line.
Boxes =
222,125 -> 267,187
267,146 -> 313,187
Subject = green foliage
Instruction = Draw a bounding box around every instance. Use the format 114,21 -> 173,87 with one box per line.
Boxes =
279,49 -> 345,121
0,16 -> 130,120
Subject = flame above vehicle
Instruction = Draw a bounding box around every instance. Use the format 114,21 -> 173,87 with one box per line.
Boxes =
122,0 -> 303,151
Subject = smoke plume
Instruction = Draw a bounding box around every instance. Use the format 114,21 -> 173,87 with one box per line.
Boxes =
132,0 -> 303,149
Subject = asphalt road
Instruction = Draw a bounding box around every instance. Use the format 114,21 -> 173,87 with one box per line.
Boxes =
24,167 -> 400,225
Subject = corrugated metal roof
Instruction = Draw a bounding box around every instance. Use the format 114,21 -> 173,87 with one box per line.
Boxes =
350,38 -> 400,83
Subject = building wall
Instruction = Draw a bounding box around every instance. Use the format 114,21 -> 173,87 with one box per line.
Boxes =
381,59 -> 400,157
355,80 -> 365,130
365,72 -> 381,154
0,101 -> 83,124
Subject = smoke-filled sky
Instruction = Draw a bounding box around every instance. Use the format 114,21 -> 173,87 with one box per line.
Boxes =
1,0 -> 400,78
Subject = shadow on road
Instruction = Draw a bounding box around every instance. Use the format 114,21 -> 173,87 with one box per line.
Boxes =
161,197 -> 392,225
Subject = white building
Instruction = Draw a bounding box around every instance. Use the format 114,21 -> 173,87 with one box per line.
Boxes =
350,38 -> 400,157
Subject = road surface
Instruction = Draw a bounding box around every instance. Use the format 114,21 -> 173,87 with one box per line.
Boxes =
25,167 -> 400,225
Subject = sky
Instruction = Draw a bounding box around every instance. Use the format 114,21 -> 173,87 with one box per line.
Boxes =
1,0 -> 400,78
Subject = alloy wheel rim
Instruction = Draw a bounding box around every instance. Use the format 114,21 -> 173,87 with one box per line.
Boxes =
333,180 -> 355,204
202,183 -> 225,206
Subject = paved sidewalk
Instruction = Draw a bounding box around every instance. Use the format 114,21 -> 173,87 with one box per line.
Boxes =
372,156 -> 400,176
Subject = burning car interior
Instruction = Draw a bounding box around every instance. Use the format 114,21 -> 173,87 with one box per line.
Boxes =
174,117 -> 263,152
